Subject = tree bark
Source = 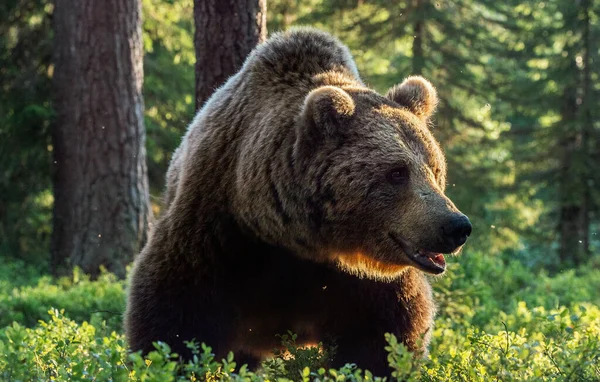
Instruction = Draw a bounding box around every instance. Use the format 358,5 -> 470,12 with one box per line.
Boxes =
412,0 -> 425,75
51,0 -> 151,278
579,0 -> 592,259
194,0 -> 267,110
558,84 -> 583,266
557,0 -> 594,266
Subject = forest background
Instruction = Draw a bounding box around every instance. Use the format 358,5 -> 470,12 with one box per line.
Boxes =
0,0 -> 599,380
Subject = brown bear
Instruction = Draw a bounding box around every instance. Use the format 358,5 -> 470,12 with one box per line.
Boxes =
125,27 -> 471,375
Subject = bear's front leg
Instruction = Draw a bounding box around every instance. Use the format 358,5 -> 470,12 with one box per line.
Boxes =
321,268 -> 435,376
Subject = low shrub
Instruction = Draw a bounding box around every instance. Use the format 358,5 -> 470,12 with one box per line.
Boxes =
0,267 -> 125,332
1,306 -> 598,381
0,252 -> 599,381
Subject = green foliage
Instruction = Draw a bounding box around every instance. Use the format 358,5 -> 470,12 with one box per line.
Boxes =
0,0 -> 54,263
0,308 -> 376,381
1,254 -> 599,381
1,303 -> 598,381
502,0 -> 600,266
263,331 -> 333,379
0,0 -> 195,262
425,304 -> 600,381
0,266 -> 125,332
142,0 -> 195,198
0,257 -> 44,294
1,309 -> 130,381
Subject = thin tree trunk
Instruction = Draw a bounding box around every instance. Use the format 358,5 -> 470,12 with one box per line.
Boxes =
579,0 -> 592,259
52,0 -> 151,278
558,1 -> 594,266
412,0 -> 425,75
558,85 -> 581,266
194,0 -> 267,110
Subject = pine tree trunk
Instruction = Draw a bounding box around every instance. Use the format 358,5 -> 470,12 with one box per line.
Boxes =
558,85 -> 582,266
579,0 -> 592,259
51,0 -> 151,278
557,1 -> 594,266
193,0 -> 267,110
412,0 -> 425,75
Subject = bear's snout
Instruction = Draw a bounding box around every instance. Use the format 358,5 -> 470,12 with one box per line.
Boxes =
439,214 -> 472,252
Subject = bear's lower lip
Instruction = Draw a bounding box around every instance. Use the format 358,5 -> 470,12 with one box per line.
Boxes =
410,250 -> 446,274
388,232 -> 446,275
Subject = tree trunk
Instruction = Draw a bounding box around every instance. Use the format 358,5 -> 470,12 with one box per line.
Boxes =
579,0 -> 592,259
558,85 -> 583,266
557,0 -> 594,266
194,0 -> 267,110
51,0 -> 151,278
412,0 -> 425,75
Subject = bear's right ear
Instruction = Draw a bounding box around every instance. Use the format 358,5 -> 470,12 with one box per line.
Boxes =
301,86 -> 355,135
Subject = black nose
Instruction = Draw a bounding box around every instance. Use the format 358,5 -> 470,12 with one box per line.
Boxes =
441,214 -> 472,250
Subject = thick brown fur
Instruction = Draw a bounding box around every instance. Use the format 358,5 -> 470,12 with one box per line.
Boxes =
125,28 -> 468,376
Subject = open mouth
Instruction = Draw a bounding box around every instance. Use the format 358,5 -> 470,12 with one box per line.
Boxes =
388,232 -> 447,275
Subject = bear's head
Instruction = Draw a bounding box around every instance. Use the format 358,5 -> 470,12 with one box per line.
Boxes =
290,76 -> 471,279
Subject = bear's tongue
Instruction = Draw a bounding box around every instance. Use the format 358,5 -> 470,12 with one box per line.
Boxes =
387,232 -> 447,274
428,252 -> 446,267
419,251 -> 446,267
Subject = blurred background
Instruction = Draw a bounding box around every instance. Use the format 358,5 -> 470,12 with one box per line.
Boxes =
1,0 -> 598,272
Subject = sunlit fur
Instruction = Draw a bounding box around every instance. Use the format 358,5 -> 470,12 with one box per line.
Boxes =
334,251 -> 410,280
385,76 -> 439,120
125,27 -> 465,376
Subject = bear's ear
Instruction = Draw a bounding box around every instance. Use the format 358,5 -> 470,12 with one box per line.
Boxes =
385,76 -> 438,120
301,86 -> 355,134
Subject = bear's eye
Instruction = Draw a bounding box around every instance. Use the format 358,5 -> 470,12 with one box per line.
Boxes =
387,167 -> 409,185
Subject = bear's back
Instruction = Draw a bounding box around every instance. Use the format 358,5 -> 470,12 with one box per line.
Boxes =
246,27 -> 362,86
164,28 -> 365,210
